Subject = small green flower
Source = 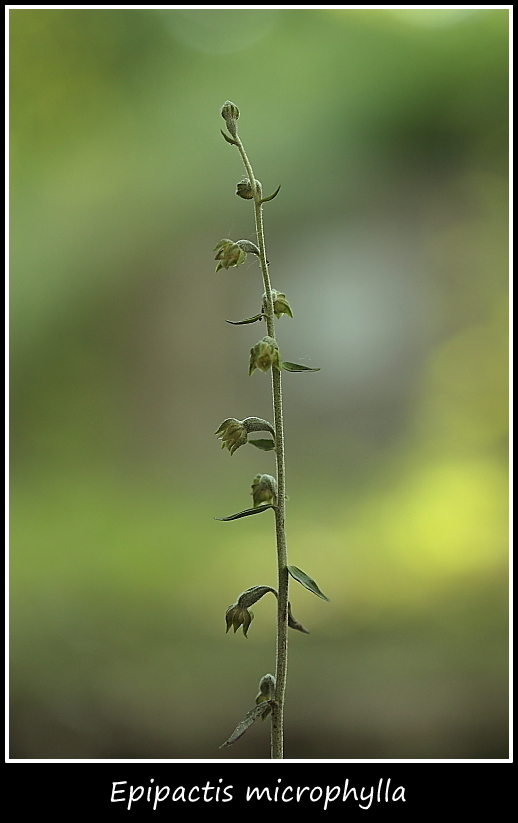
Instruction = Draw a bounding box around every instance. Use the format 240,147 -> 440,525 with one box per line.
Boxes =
225,604 -> 254,637
225,586 -> 276,637
215,417 -> 276,455
214,239 -> 246,272
251,474 -> 277,507
249,336 -> 281,375
263,289 -> 293,319
214,418 -> 247,455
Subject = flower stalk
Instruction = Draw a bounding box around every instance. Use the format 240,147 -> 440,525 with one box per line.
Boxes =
225,109 -> 289,759
215,102 -> 325,759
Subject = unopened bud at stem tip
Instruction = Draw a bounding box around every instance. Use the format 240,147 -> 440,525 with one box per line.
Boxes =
221,101 -> 239,139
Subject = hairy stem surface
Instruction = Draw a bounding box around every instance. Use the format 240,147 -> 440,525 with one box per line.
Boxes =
235,136 -> 288,760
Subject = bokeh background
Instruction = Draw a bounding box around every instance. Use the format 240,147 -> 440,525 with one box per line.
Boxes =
9,8 -> 508,759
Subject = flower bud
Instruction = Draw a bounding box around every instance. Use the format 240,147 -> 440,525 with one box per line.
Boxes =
236,179 -> 254,199
251,474 -> 277,507
214,239 -> 246,272
235,179 -> 262,200
249,336 -> 281,375
263,289 -> 293,319
221,100 -> 239,138
255,673 -> 276,719
256,673 -> 276,703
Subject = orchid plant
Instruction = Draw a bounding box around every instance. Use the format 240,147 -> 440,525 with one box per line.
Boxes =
214,102 -> 328,758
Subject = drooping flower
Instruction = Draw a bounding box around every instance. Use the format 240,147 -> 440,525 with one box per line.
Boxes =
225,603 -> 254,637
263,289 -> 293,319
215,417 -> 275,455
249,336 -> 281,375
251,474 -> 277,507
214,239 -> 246,272
225,586 -> 276,637
214,418 -> 247,455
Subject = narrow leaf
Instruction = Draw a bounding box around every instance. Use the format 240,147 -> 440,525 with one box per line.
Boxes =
219,702 -> 272,748
288,565 -> 330,601
288,602 -> 310,634
260,184 -> 281,203
225,314 -> 264,325
248,439 -> 276,451
220,129 -> 239,146
215,505 -> 274,521
281,361 -> 320,372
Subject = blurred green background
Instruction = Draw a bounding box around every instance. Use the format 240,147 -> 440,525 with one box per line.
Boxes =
9,8 -> 508,759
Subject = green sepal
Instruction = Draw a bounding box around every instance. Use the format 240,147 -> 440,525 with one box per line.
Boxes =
281,361 -> 320,372
215,505 -> 274,521
248,439 -> 276,451
225,314 -> 264,325
287,565 -> 330,601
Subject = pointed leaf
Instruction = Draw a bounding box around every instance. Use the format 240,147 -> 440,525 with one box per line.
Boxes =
215,505 -> 274,521
260,184 -> 281,203
219,702 -> 272,748
281,361 -> 320,372
220,129 -> 239,146
287,565 -> 330,601
226,314 -> 264,325
248,439 -> 276,451
288,602 -> 310,634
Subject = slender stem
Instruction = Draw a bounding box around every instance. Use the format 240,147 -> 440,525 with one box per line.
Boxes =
234,133 -> 288,759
